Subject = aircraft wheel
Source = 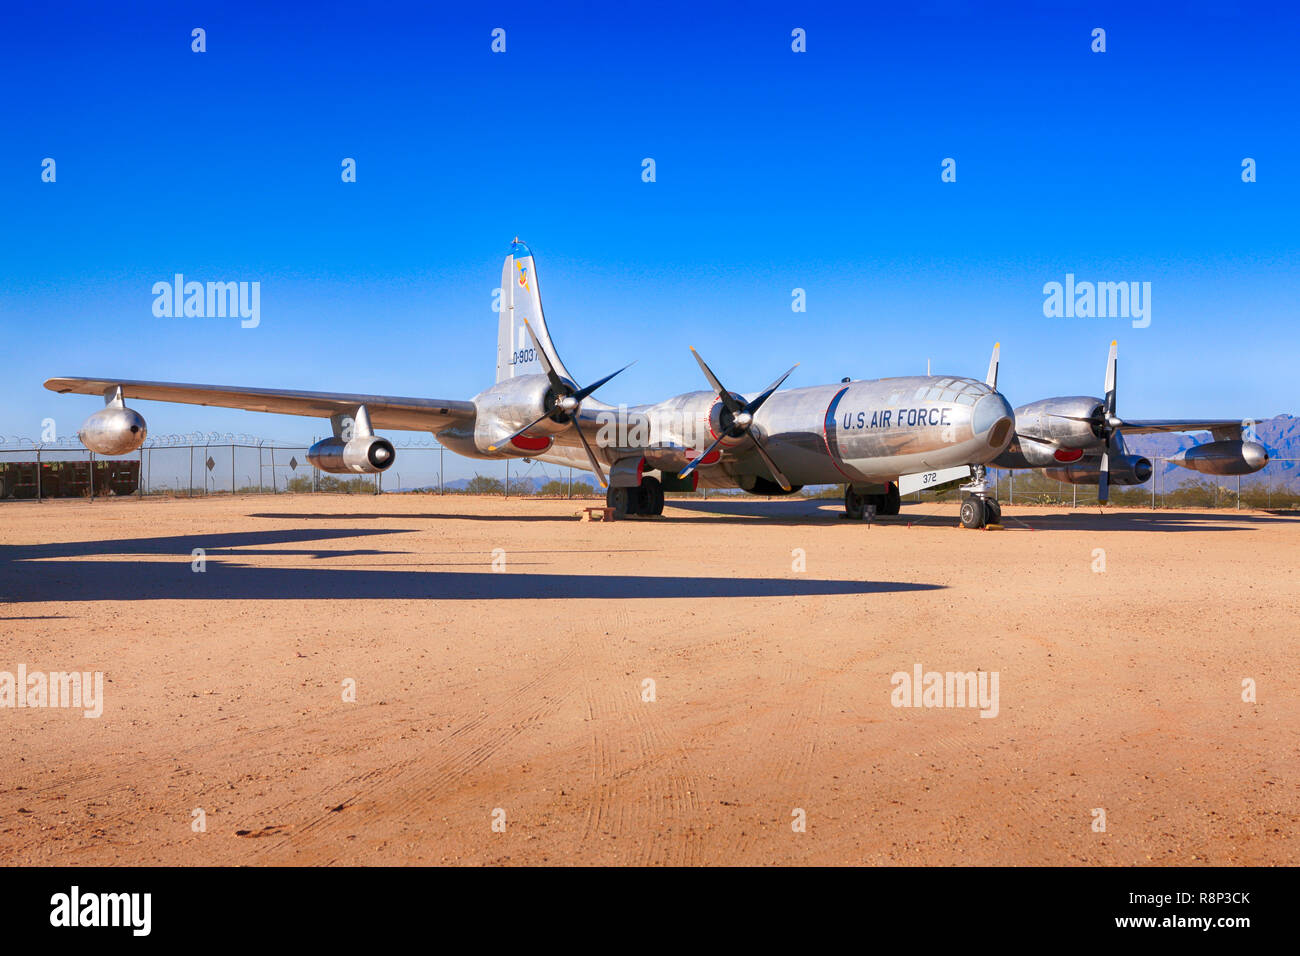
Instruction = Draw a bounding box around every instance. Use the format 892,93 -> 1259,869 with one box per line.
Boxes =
984,499 -> 1002,525
881,482 -> 901,516
959,496 -> 986,529
844,486 -> 866,520
607,485 -> 632,518
638,477 -> 664,515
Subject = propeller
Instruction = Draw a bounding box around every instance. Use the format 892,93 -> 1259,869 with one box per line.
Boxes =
1049,340 -> 1122,502
1097,340 -> 1120,502
678,348 -> 798,490
487,318 -> 631,488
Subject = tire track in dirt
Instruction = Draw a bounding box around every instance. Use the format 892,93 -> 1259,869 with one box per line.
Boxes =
579,666 -> 618,849
726,658 -> 828,862
248,649 -> 578,859
624,688 -> 703,866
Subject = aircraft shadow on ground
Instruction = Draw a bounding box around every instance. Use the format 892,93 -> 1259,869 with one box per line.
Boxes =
250,511 -> 595,523
248,498 -> 846,525
0,526 -> 942,602
3,562 -> 941,602
670,498 -> 1300,531
992,509 -> 1300,532
0,528 -> 410,562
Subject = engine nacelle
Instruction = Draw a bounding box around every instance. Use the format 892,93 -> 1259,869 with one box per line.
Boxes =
1170,440 -> 1269,476
78,393 -> 147,455
307,435 -> 395,474
1012,396 -> 1105,450
1043,454 -> 1152,487
472,374 -> 568,456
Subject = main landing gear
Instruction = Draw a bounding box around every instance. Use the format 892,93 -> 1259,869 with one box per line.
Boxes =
607,476 -> 664,518
844,482 -> 900,520
957,465 -> 1001,529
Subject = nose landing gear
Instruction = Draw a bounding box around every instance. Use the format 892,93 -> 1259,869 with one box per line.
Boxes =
957,465 -> 1001,528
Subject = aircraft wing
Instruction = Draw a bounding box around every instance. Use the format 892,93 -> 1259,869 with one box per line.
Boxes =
43,377 -> 476,432
1118,419 -> 1248,438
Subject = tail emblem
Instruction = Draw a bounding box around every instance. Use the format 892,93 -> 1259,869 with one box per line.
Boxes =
516,262 -> 530,290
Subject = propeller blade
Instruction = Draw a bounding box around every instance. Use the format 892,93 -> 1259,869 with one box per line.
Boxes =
679,432 -> 728,480
573,426 -> 608,488
486,410 -> 554,452
742,364 -> 800,416
690,347 -> 745,414
750,433 -> 792,491
986,342 -> 1000,389
569,362 -> 635,404
1098,449 -> 1110,503
1104,339 -> 1118,418
521,318 -> 568,395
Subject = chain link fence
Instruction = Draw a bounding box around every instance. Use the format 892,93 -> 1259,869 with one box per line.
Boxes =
0,435 -> 607,500
2,436 -> 1297,509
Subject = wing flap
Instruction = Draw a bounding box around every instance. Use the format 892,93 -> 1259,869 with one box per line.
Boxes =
44,377 -> 476,433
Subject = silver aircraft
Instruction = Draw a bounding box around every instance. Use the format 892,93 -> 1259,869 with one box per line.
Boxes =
993,340 -> 1269,501
47,239 -> 1019,525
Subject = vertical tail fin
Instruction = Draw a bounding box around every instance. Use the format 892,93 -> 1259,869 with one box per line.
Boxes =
496,239 -> 574,384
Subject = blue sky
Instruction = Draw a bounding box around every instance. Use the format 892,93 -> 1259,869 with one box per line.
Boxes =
2,1 -> 1297,451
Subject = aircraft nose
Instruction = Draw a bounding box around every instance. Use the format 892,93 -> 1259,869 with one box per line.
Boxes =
972,392 -> 1015,450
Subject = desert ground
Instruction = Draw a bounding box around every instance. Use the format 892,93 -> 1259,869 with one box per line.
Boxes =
0,492 -> 1296,866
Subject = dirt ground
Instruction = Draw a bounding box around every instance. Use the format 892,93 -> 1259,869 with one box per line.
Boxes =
0,492 -> 1296,866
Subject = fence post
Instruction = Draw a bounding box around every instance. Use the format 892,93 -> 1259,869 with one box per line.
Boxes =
440,446 -> 444,494
270,446 -> 276,493
231,444 -> 235,496
36,447 -> 42,501
141,446 -> 146,498
188,446 -> 193,497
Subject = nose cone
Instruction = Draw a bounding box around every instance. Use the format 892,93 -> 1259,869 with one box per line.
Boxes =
972,392 -> 1015,450
1243,441 -> 1269,471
